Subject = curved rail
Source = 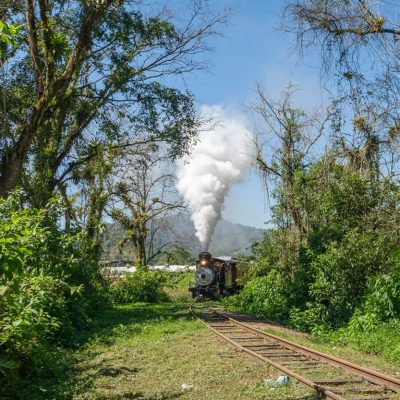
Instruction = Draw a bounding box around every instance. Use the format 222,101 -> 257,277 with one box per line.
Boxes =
191,305 -> 400,400
213,308 -> 400,392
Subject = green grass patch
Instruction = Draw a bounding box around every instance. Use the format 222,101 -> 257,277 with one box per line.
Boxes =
317,320 -> 400,367
4,302 -> 320,399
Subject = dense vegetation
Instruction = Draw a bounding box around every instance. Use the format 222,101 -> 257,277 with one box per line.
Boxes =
0,191 -> 108,395
3,0 -> 400,397
0,0 -> 223,397
225,0 -> 400,362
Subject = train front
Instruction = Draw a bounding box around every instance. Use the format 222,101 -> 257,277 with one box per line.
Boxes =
189,252 -> 219,299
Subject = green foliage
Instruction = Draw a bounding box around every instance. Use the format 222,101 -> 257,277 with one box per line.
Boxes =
289,304 -> 330,334
300,161 -> 383,237
109,269 -> 169,304
0,192 -> 107,394
313,316 -> 400,364
362,263 -> 400,322
231,156 -> 400,344
244,232 -> 279,279
0,273 -> 66,351
306,230 -> 394,328
224,270 -> 289,323
0,20 -> 22,57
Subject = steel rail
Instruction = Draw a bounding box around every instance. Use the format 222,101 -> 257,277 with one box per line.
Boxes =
190,305 -> 399,400
212,308 -> 400,393
190,305 -> 346,400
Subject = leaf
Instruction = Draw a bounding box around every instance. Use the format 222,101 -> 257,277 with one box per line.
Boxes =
0,360 -> 12,377
0,361 -> 12,369
0,286 -> 8,296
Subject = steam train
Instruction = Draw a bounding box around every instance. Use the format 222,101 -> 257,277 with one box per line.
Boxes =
189,252 -> 243,299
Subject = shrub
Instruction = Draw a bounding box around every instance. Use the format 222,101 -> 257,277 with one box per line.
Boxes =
289,304 -> 330,333
311,314 -> 400,365
304,230 -> 394,328
0,273 -> 67,353
0,192 -> 107,388
109,269 -> 169,304
224,270 -> 289,323
362,263 -> 400,322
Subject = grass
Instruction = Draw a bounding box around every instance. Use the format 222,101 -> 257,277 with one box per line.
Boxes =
10,269 -> 399,400
4,302 -> 319,400
70,303 -> 316,400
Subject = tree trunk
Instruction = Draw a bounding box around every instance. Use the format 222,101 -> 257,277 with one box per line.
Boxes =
0,101 -> 49,196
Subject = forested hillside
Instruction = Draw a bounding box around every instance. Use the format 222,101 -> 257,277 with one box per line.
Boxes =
102,215 -> 265,261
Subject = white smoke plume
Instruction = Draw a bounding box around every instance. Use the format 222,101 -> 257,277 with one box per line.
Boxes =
176,105 -> 252,250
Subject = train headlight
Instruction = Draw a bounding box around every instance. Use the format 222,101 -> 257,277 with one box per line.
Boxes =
200,259 -> 208,267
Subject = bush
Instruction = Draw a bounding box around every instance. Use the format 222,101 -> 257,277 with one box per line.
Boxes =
224,270 -> 289,323
0,273 -> 67,354
297,230 -> 395,329
0,192 -> 107,390
109,269 -> 169,304
362,263 -> 400,322
311,314 -> 400,365
289,304 -> 330,334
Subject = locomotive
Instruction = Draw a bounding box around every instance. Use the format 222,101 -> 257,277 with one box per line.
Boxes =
189,251 -> 242,299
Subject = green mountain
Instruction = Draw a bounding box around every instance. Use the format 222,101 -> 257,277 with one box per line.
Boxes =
102,213 -> 265,262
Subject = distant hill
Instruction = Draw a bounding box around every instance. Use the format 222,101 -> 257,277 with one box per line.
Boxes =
102,213 -> 265,262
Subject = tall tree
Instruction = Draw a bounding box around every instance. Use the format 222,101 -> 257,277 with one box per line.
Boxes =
110,147 -> 184,266
0,0 -> 226,197
252,85 -> 324,237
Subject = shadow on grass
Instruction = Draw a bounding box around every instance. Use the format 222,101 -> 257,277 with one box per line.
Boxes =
71,303 -> 193,346
66,303 -> 195,398
97,366 -> 140,377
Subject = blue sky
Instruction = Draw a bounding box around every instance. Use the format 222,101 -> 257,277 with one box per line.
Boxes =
171,0 -> 325,228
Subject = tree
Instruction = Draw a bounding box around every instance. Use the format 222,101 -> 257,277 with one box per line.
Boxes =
285,0 -> 400,90
0,1 -> 227,197
159,246 -> 193,266
110,147 -> 184,266
251,84 -> 324,237
284,0 -> 400,179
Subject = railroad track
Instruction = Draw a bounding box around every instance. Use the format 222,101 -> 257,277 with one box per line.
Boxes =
190,305 -> 400,400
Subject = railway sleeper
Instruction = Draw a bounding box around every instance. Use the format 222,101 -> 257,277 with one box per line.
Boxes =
242,344 -> 282,349
214,326 -> 241,330
294,365 -> 332,371
346,396 -> 392,400
328,386 -> 386,394
259,351 -> 302,357
313,378 -> 364,385
280,360 -> 324,366
229,337 -> 263,340
265,357 -> 312,363
209,325 -> 236,328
